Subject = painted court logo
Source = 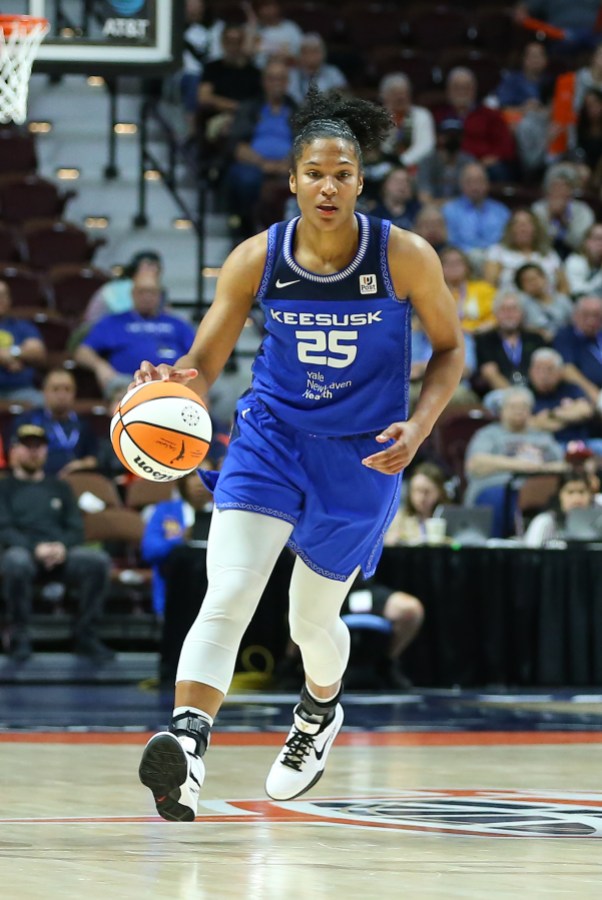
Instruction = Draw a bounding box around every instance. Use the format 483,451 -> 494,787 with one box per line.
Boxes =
189,790 -> 602,837
7,791 -> 602,836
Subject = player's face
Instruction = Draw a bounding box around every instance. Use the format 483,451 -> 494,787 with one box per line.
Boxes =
290,138 -> 363,229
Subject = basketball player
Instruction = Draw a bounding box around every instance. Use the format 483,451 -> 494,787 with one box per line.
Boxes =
133,87 -> 464,821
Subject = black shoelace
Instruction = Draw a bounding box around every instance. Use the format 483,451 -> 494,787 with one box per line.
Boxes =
282,729 -> 315,771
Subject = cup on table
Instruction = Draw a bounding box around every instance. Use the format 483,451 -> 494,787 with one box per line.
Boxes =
424,517 -> 446,545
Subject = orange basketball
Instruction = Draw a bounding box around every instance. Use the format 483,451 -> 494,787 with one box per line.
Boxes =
110,381 -> 213,482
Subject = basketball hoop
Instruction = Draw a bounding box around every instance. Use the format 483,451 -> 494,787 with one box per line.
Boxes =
0,15 -> 49,125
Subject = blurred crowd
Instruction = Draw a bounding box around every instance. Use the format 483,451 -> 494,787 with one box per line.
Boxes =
3,0 -> 602,680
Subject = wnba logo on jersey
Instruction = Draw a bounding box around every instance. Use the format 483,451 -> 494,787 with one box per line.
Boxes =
359,274 -> 377,295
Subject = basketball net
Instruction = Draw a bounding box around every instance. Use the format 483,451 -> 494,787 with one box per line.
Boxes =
0,16 -> 49,125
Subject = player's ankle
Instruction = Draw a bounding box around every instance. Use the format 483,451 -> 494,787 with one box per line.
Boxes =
169,707 -> 213,757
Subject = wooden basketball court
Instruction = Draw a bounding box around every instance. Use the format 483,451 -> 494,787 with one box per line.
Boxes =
3,721 -> 602,898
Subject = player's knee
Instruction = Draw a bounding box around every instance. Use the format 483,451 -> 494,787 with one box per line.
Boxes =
199,566 -> 267,627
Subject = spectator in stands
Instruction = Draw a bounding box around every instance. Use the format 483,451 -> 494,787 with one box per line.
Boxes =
532,163 -> 595,259
370,167 -> 421,230
224,57 -> 296,240
574,45 -> 602,112
178,0 -> 225,117
248,0 -> 304,67
84,249 -> 164,325
527,347 -> 596,446
440,246 -> 497,334
572,88 -> 602,191
495,41 -> 553,110
565,222 -> 602,298
475,289 -> 546,401
417,119 -> 473,203
523,469 -> 595,546
377,73 -> 436,174
0,423 -> 113,663
515,262 -> 573,340
12,368 -> 98,477
412,204 -> 449,254
441,162 -> 511,264
483,208 -> 568,292
385,462 -> 449,545
464,385 -> 566,537
141,470 -> 214,618
287,33 -> 347,105
554,295 -> 602,403
434,67 -> 517,182
514,1 -> 601,53
74,271 -> 196,398
0,279 -> 46,406
197,23 -> 262,147
495,43 -> 552,178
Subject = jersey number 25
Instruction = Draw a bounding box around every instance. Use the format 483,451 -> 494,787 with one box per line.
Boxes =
295,329 -> 358,368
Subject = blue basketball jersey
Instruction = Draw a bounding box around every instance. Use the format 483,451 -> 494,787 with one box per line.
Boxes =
251,213 -> 412,437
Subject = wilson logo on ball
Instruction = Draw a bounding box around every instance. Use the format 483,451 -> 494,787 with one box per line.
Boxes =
110,381 -> 213,483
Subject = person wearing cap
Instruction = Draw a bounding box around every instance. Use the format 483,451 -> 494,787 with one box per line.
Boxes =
83,250 -> 166,326
0,279 -> 46,406
0,424 -> 113,663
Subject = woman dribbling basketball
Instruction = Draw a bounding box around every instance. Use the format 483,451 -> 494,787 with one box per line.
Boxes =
135,87 -> 465,820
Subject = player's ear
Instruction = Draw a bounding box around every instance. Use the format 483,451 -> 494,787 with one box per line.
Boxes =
357,172 -> 364,196
289,171 -> 297,194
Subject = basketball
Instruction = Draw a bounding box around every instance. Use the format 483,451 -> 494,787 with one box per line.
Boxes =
110,381 -> 213,482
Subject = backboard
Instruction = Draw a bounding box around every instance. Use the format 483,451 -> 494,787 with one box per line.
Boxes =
6,1 -> 183,75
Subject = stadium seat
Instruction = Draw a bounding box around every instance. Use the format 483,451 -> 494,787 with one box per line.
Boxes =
516,474 -> 561,534
63,362 -> 104,400
342,2 -> 407,49
63,471 -> 145,545
470,8 -> 529,54
0,263 -> 48,310
0,222 -> 21,263
0,127 -> 37,175
0,174 -> 76,224
46,263 -> 111,321
364,47 -> 437,93
19,219 -> 106,271
286,2 -> 342,40
125,478 -> 174,510
406,6 -> 471,51
433,408 -> 493,488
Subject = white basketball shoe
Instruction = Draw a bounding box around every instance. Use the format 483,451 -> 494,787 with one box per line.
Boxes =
265,702 -> 344,801
139,732 -> 205,822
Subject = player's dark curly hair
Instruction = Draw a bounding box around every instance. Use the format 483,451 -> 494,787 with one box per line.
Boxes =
291,85 -> 393,170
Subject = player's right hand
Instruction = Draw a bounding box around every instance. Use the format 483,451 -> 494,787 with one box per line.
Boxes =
130,360 -> 199,390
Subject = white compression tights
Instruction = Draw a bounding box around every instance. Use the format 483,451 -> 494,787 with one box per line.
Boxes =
177,509 -> 358,694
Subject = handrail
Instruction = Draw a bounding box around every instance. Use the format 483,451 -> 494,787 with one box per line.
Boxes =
134,96 -> 207,318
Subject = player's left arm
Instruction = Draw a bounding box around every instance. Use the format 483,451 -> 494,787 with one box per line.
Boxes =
363,228 -> 465,475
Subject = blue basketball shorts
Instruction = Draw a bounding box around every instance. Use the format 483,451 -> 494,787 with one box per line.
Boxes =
203,393 -> 403,581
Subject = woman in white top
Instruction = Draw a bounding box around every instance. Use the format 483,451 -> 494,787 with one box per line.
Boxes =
378,72 -> 436,171
564,222 -> 602,299
484,208 -> 568,294
523,470 -> 594,547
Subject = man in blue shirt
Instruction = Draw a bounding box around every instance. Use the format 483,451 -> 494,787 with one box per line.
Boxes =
442,162 -> 511,259
554,295 -> 602,403
74,272 -> 196,398
13,368 -> 98,476
527,346 -> 595,445
0,279 -> 46,405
